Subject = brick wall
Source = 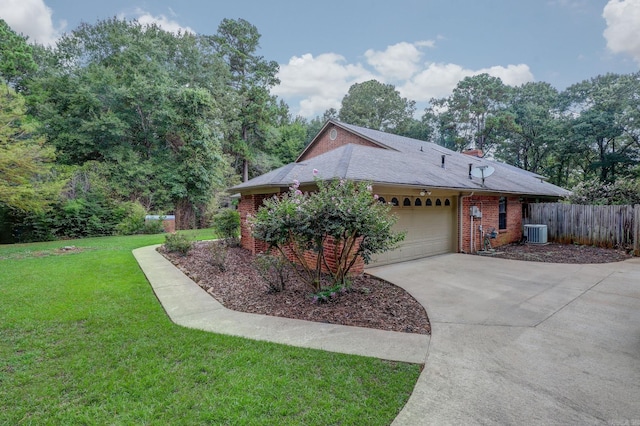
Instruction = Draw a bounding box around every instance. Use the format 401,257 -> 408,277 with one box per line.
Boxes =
161,218 -> 175,233
460,195 -> 523,253
238,193 -> 270,254
280,236 -> 365,276
298,123 -> 381,161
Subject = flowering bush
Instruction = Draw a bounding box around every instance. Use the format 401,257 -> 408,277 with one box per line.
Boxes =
250,175 -> 404,291
567,178 -> 640,205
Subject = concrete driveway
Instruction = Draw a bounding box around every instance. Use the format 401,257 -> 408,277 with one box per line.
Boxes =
367,254 -> 640,425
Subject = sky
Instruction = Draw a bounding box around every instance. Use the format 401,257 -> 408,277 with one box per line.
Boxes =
1,0 -> 639,119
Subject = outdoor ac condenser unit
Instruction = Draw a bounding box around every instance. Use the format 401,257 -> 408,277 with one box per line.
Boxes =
524,224 -> 548,244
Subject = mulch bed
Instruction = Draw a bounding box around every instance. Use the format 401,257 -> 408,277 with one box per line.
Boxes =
159,241 -> 431,335
492,242 -> 632,264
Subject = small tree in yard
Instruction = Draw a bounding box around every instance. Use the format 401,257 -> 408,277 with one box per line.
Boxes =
212,208 -> 240,245
251,175 -> 404,291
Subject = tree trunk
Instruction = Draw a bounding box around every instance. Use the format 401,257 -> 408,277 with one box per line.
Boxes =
175,198 -> 196,230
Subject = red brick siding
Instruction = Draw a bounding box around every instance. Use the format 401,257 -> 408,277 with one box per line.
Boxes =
298,124 -> 381,161
161,218 -> 175,233
239,193 -> 270,254
460,196 -> 523,253
281,236 -> 365,276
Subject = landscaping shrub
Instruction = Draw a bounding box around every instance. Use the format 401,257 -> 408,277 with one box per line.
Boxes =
310,282 -> 349,304
163,233 -> 193,255
1,208 -> 56,243
54,195 -> 116,238
253,253 -> 292,293
141,219 -> 166,235
115,202 -> 165,235
114,202 -> 144,235
212,208 -> 240,245
208,240 -> 228,271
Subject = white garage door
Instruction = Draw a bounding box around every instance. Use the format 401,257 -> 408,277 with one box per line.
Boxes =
371,196 -> 456,266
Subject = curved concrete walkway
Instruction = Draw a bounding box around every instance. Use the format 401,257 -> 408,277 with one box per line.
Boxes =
367,254 -> 640,425
132,245 -> 430,364
134,245 -> 640,425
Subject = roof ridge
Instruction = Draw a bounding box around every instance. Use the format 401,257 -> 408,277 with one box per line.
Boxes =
335,143 -> 354,178
272,162 -> 297,183
334,120 -> 459,155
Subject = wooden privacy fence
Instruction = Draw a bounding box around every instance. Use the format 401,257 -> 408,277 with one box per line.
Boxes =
527,203 -> 640,254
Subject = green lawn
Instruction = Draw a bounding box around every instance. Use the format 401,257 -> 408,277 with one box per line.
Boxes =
0,232 -> 420,425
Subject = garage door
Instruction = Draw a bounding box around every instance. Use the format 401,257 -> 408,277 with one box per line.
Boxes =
371,196 -> 456,266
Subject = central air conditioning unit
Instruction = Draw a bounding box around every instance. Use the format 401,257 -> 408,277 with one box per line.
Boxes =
524,224 -> 548,244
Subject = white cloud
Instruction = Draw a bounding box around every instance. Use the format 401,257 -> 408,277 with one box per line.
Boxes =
274,41 -> 535,118
0,2 -> 192,45
0,0 -> 65,46
364,41 -> 434,80
416,40 -> 437,48
603,0 -> 640,63
131,8 -> 194,34
398,63 -> 534,102
477,64 -> 535,86
399,63 -> 471,100
273,53 -> 376,117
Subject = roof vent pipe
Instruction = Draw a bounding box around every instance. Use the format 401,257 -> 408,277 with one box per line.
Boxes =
468,164 -> 473,179
441,155 -> 446,169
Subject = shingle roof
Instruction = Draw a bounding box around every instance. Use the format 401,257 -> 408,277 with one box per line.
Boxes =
232,120 -> 570,198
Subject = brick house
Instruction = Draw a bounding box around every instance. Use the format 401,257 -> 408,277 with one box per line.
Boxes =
233,120 -> 569,271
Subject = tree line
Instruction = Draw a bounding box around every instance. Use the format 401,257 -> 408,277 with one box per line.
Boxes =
335,74 -> 640,195
1,17 -> 639,242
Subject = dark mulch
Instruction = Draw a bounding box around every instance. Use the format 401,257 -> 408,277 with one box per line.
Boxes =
159,241 -> 431,335
493,242 -> 632,264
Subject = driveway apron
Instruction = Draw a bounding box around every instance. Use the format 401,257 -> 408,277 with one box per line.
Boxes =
367,254 -> 640,425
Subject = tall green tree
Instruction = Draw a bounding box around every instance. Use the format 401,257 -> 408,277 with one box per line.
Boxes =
265,117 -> 308,164
560,73 -> 639,184
210,18 -> 280,181
165,87 -> 227,228
495,82 -> 563,175
338,80 -> 415,133
27,18 -> 230,228
0,90 -> 59,213
401,117 -> 433,142
428,73 -> 510,153
0,19 -> 37,92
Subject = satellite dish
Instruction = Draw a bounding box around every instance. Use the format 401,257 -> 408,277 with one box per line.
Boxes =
470,165 -> 495,186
